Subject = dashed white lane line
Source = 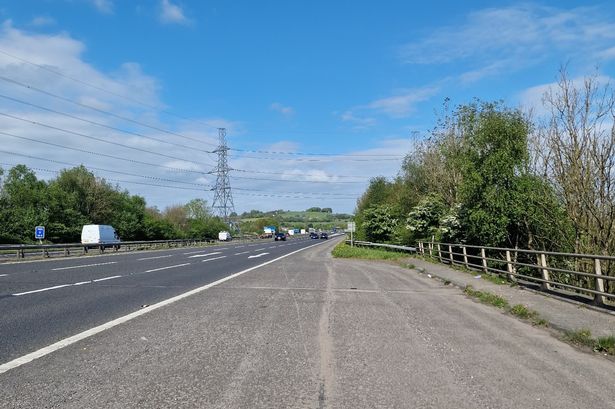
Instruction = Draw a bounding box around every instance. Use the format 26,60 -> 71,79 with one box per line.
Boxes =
183,249 -> 216,255
144,263 -> 191,273
0,239 -> 330,374
51,261 -> 117,271
254,248 -> 266,252
248,252 -> 269,259
137,255 -> 173,261
12,275 -> 125,296
188,252 -> 222,259
234,251 -> 250,256
13,284 -> 73,296
201,256 -> 227,263
235,245 -> 245,248
92,275 -> 123,282
0,274 -> 8,277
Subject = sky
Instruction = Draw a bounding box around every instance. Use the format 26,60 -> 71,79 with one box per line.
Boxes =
0,0 -> 614,215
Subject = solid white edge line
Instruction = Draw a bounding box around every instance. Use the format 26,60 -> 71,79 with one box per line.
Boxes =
144,263 -> 191,273
51,262 -> 117,271
0,239 -> 331,374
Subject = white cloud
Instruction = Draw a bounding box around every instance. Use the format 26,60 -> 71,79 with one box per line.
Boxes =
30,16 -> 55,27
367,86 -> 440,118
159,0 -> 189,25
518,74 -> 615,117
339,111 -> 376,128
400,5 -> 615,81
270,102 -> 294,117
597,46 -> 615,61
89,0 -> 113,14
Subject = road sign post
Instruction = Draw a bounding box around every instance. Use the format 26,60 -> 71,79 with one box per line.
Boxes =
347,222 -> 356,247
35,226 -> 45,244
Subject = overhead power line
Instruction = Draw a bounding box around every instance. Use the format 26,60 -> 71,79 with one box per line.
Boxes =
0,163 -> 354,200
0,92 -> 215,156
0,111 -> 212,167
230,147 -> 404,158
0,48 -> 222,133
0,74 -> 219,148
0,130 -> 209,175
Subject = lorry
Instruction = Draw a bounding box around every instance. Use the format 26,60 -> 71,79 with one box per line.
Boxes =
218,231 -> 232,241
81,225 -> 120,250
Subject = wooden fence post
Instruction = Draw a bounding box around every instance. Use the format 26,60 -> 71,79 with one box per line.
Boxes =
538,253 -> 551,291
462,246 -> 468,268
593,258 -> 606,306
481,248 -> 488,273
505,250 -> 516,281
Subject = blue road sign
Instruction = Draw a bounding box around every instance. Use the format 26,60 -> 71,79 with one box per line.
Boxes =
35,226 -> 45,240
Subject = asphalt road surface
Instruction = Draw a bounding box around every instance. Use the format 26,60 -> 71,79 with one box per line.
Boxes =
1,236 -> 614,408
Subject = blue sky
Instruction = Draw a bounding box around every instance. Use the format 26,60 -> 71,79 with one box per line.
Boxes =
0,1 -> 614,214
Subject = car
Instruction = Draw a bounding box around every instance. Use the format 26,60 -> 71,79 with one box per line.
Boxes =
310,232 -> 319,239
274,232 -> 286,241
320,232 -> 328,239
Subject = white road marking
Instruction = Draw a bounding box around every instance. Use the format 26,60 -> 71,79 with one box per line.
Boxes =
254,248 -> 266,251
187,252 -> 222,259
12,275 -> 124,296
92,275 -> 122,282
144,263 -> 190,273
235,245 -> 245,248
183,249 -> 216,255
52,261 -> 117,271
248,252 -> 269,259
137,255 -> 173,261
234,251 -> 250,255
0,274 -> 7,277
0,240 -> 330,374
201,256 -> 227,263
13,284 -> 72,296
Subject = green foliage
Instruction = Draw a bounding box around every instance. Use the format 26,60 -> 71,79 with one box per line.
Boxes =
463,285 -> 509,309
405,195 -> 446,241
331,242 -> 406,260
362,205 -> 398,243
0,164 -> 226,244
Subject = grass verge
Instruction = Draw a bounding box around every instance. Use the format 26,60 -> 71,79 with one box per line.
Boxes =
464,285 -> 509,309
564,330 -> 615,355
331,242 -> 407,260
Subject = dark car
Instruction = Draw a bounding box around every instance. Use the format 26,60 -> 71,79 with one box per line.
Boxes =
310,232 -> 319,239
274,232 -> 286,241
320,232 -> 328,239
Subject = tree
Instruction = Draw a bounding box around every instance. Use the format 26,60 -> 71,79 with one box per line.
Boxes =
362,205 -> 398,243
536,69 -> 615,254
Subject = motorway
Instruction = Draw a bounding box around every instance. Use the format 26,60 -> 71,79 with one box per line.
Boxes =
1,235 -> 615,408
0,235 -> 326,364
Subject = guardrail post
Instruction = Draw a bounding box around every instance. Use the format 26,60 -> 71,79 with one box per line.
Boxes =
64,247 -> 69,257
437,243 -> 442,262
448,245 -> 454,264
481,248 -> 488,273
505,250 -> 515,280
462,246 -> 468,268
592,258 -> 606,306
537,253 -> 551,291
428,242 -> 433,257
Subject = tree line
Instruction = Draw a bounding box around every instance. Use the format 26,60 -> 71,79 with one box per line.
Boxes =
354,69 -> 615,257
0,165 -> 227,243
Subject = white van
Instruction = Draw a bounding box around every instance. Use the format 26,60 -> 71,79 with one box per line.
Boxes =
218,231 -> 232,241
81,225 -> 121,248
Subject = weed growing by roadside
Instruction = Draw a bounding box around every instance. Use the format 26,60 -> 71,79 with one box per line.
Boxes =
464,286 -> 509,309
